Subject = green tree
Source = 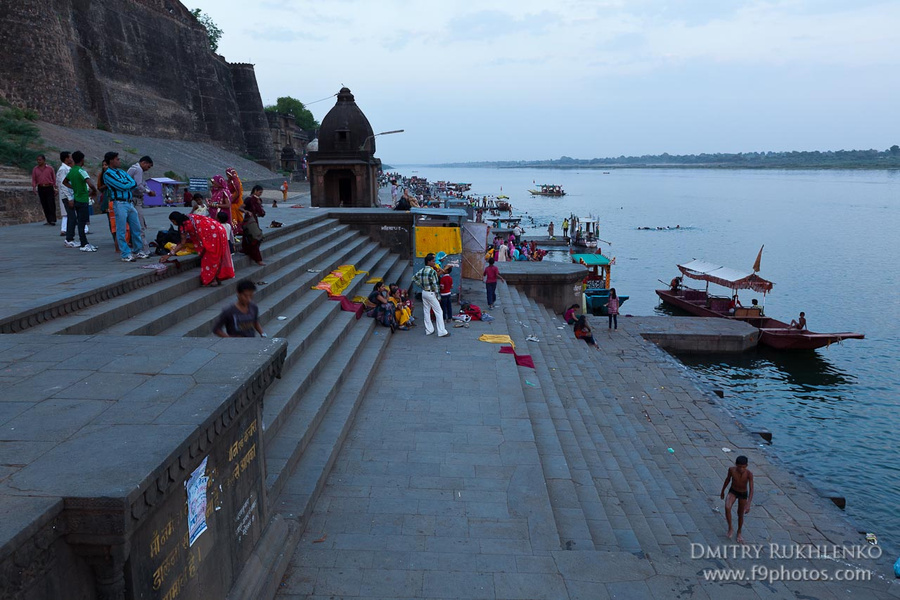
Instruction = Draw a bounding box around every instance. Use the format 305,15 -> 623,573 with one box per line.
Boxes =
890,144 -> 900,156
265,97 -> 320,130
191,8 -> 223,52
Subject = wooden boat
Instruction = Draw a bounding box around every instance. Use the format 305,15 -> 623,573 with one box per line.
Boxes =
572,253 -> 627,316
528,184 -> 565,197
656,259 -> 864,351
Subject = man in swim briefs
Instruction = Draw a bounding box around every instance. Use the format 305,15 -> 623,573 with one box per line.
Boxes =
720,455 -> 754,544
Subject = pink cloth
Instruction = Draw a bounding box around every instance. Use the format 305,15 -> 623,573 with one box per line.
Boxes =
329,295 -> 365,319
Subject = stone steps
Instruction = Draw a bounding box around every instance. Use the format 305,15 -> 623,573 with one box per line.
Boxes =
505,286 -> 716,556
22,215 -> 339,335
532,297 -> 716,552
261,247 -> 405,449
154,237 -> 381,338
499,283 -> 598,552
265,263 -> 414,526
508,289 -> 669,554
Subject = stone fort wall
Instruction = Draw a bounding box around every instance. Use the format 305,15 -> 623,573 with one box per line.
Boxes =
0,0 -> 274,165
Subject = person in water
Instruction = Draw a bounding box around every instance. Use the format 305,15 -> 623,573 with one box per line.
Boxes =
790,311 -> 807,330
720,455 -> 754,544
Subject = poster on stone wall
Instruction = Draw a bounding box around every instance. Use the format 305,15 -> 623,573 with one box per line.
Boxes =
186,457 -> 209,546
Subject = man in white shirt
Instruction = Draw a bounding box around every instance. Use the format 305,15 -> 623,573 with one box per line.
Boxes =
127,156 -> 155,254
56,151 -> 86,236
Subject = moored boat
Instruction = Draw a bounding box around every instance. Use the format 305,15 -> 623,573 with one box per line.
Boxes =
656,259 -> 864,351
573,253 -> 628,316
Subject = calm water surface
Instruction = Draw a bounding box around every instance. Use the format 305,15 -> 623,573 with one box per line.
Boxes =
403,166 -> 900,548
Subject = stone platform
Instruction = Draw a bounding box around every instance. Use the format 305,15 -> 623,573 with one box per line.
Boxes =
632,316 -> 759,353
495,261 -> 587,314
0,335 -> 285,599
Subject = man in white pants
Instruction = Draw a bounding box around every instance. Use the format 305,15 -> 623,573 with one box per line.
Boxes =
417,253 -> 449,337
56,151 -> 75,236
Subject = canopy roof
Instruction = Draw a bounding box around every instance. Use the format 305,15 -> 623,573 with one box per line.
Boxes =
147,177 -> 186,185
677,259 -> 774,293
572,254 -> 610,267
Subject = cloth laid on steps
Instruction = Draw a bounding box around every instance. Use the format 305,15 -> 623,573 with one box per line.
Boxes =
313,265 -> 368,296
498,345 -> 536,369
365,277 -> 383,284
478,333 -> 515,348
328,295 -> 365,319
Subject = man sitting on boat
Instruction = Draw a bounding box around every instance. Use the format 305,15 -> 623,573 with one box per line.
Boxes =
750,299 -> 764,316
790,312 -> 807,330
728,294 -> 743,315
669,276 -> 683,292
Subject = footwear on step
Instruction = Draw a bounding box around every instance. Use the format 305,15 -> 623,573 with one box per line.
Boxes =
438,332 -> 451,337
135,252 -> 152,259
80,244 -> 98,252
121,255 -> 136,262
59,231 -> 65,236
64,240 -> 79,248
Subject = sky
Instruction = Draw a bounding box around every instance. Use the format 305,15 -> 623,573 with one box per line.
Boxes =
192,0 -> 900,164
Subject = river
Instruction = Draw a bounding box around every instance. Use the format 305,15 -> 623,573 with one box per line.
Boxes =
399,166 -> 900,549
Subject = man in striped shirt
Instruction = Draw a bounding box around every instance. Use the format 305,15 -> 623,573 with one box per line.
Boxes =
416,253 -> 449,338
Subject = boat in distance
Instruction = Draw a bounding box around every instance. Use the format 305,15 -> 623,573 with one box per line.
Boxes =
528,184 -> 565,196
656,259 -> 864,351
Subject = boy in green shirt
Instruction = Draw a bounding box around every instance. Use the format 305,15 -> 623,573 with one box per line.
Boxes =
63,151 -> 98,251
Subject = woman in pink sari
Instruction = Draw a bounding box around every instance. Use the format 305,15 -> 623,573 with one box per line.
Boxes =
163,211 -> 235,286
210,175 -> 232,227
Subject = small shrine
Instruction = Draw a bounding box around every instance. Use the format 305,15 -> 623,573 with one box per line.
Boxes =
307,88 -> 381,207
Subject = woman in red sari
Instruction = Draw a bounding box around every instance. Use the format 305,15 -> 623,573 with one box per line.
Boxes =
163,212 -> 235,286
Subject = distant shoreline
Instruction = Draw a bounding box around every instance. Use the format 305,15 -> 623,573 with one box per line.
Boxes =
409,163 -> 900,171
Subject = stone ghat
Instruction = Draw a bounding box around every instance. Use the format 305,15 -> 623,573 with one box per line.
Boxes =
276,280 -> 898,598
0,335 -> 285,600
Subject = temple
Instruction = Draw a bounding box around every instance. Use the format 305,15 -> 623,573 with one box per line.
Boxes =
308,88 -> 381,207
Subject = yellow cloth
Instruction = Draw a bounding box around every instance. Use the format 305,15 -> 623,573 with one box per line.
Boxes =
351,296 -> 367,304
164,241 -> 196,256
365,277 -> 383,284
415,226 -> 462,257
313,265 -> 368,296
478,334 -> 515,349
390,298 -> 412,326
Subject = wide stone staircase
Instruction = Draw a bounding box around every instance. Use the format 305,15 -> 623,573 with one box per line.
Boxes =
14,213 -> 412,546
501,283 -> 743,556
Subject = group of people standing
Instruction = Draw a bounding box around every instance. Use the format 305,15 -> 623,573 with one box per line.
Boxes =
32,151 -> 155,260
31,152 -> 269,287
485,231 -> 546,263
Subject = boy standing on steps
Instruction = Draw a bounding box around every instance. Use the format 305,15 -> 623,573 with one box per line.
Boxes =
720,455 -> 754,544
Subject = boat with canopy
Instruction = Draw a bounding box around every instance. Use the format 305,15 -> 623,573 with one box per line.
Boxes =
528,184 -> 565,197
656,258 -> 864,350
573,253 -> 628,316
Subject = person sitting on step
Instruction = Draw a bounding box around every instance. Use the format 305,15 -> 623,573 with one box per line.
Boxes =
573,315 -> 600,350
